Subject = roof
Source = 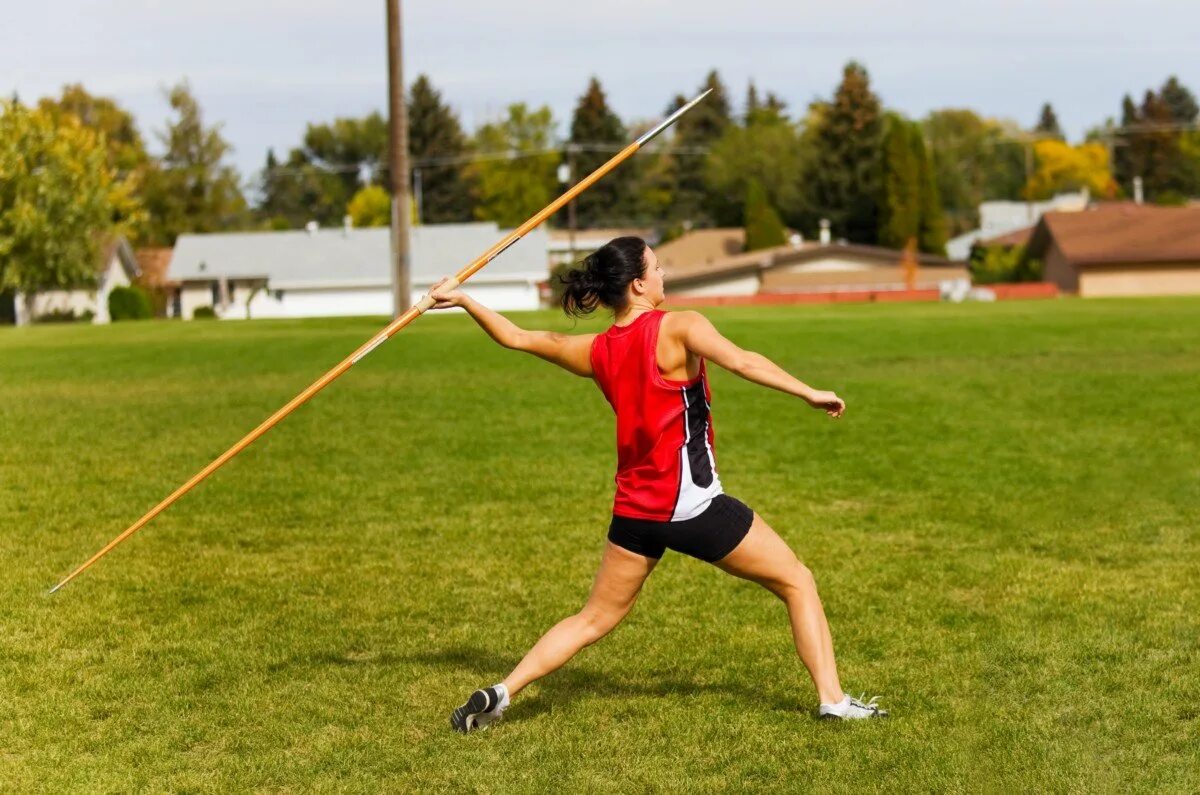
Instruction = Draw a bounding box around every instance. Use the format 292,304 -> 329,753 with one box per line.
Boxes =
1026,204 -> 1200,267
665,242 -> 962,289
168,223 -> 549,289
655,228 -> 746,269
979,227 -> 1033,248
97,237 -> 140,281
134,247 -> 176,288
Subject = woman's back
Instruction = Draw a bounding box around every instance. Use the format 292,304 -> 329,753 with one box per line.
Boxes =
590,310 -> 723,522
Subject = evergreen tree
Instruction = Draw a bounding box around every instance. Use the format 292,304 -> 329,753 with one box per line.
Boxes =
408,75 -> 475,223
743,179 -> 786,252
669,70 -> 732,225
1160,75 -> 1199,123
1035,102 -> 1064,140
256,147 -> 348,228
139,82 -> 247,245
877,114 -> 920,250
745,81 -> 761,122
566,77 -> 632,226
807,62 -> 884,244
912,124 -> 948,256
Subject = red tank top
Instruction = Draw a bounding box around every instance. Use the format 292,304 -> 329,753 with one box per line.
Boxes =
590,310 -> 724,521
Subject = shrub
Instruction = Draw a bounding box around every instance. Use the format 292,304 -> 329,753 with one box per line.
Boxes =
108,285 -> 153,321
192,305 -> 217,319
969,244 -> 1043,284
743,179 -> 786,252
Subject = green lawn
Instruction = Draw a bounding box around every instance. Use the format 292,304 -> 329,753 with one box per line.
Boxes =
2,298 -> 1198,792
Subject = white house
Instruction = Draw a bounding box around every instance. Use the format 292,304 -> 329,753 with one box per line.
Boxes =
10,238 -> 140,325
946,191 -> 1089,260
167,221 -> 550,320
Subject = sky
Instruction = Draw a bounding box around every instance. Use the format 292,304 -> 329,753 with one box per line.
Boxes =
3,0 -> 1197,180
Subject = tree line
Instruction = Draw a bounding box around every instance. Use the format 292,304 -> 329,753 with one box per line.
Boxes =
3,66 -> 1199,300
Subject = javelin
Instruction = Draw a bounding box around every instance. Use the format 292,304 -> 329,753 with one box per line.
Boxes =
49,88 -> 712,594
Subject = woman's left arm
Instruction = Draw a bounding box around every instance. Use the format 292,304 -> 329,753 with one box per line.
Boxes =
428,278 -> 596,377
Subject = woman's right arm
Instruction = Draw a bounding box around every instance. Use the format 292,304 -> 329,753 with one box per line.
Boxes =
674,310 -> 845,418
427,278 -> 595,377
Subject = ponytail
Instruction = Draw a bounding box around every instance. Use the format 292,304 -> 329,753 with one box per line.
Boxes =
557,236 -> 648,317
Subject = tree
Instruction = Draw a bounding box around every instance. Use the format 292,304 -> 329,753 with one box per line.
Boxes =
806,62 -> 884,244
469,104 -> 559,227
302,112 -> 388,197
743,179 -> 786,252
408,75 -> 475,223
668,70 -> 732,224
1115,89 -> 1189,200
0,102 -> 142,318
914,124 -> 948,256
878,114 -> 920,250
257,147 -> 350,228
37,84 -> 149,174
878,114 -> 947,254
704,107 -> 807,227
565,77 -> 633,226
921,109 -> 1027,234
139,82 -> 247,245
37,85 -> 150,237
1160,75 -> 1199,123
1024,140 -> 1117,200
347,185 -> 391,227
1034,102 -> 1064,140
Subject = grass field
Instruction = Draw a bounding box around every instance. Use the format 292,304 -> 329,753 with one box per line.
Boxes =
2,297 -> 1198,791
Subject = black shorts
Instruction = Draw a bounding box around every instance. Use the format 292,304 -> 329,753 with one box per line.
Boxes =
607,495 -> 755,563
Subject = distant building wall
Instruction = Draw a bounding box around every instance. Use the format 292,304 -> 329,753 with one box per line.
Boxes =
1079,265 -> 1200,297
1041,240 -> 1079,294
671,274 -> 761,297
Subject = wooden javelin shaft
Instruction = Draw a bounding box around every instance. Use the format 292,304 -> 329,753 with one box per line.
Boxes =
49,89 -> 712,594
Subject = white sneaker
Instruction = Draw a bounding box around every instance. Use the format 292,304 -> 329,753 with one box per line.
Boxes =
819,693 -> 889,720
450,684 -> 510,733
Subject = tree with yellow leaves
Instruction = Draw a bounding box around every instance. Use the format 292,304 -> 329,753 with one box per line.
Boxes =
1024,140 -> 1118,200
0,101 -> 143,319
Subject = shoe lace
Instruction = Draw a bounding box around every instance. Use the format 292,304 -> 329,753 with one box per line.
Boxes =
848,693 -> 883,712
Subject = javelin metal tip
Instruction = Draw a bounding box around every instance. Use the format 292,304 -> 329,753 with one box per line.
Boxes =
635,88 -> 714,147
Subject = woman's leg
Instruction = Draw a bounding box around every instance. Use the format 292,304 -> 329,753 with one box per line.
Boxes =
502,541 -> 658,697
714,514 -> 844,705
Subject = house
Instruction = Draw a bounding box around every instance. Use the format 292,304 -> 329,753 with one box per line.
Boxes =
8,238 -> 141,325
665,240 -> 969,299
655,228 -> 748,270
1025,203 -> 1200,297
547,228 -> 657,267
946,191 -> 1088,260
167,222 -> 550,319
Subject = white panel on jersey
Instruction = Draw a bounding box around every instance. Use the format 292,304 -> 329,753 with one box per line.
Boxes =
671,385 -> 723,521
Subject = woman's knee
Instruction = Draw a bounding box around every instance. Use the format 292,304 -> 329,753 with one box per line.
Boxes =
775,561 -> 817,601
576,603 -> 628,643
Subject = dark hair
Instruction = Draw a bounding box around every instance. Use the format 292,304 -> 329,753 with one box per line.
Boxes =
558,236 -> 649,317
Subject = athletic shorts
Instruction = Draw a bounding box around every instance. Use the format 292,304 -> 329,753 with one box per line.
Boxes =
607,494 -> 755,562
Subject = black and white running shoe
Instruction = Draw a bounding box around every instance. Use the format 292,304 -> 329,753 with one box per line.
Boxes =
819,693 -> 889,720
450,686 -> 508,733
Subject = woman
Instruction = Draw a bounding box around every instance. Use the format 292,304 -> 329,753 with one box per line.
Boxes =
434,237 -> 886,732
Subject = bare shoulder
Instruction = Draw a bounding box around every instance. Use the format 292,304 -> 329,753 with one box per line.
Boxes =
660,309 -> 710,339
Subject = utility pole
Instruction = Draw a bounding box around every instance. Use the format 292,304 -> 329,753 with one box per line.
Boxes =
386,0 -> 411,316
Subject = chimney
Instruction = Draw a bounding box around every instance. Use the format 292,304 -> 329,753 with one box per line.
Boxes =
305,220 -> 319,235
819,218 -> 831,245
1133,177 -> 1144,205
343,214 -> 353,237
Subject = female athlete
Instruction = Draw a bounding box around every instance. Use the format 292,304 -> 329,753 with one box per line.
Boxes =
433,236 -> 887,731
